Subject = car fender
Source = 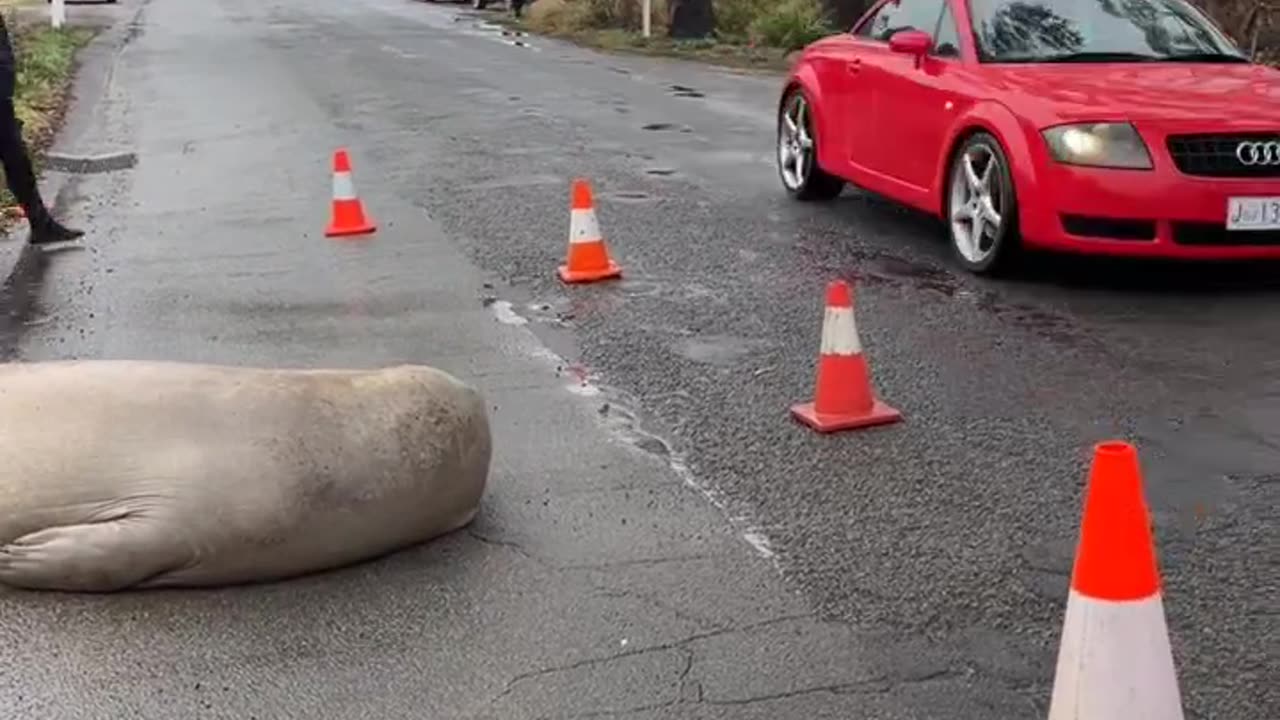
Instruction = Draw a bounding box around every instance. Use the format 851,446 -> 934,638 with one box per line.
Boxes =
780,62 -> 840,172
934,100 -> 1043,217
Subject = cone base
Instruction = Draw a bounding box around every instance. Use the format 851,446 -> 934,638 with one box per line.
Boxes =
558,261 -> 622,284
790,399 -> 902,433
325,221 -> 377,238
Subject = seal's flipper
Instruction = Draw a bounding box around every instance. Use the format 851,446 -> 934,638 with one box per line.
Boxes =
0,518 -> 188,592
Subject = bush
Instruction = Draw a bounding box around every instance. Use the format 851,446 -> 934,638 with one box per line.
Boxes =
525,0 -> 603,34
712,0 -> 837,45
527,0 -> 669,34
526,0 -> 1274,60
713,0 -> 770,41
748,0 -> 836,49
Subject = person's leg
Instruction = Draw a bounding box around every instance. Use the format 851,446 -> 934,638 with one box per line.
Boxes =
0,96 -> 49,225
0,80 -> 82,244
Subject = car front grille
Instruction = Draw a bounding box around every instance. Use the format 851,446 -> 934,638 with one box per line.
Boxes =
1166,134 -> 1280,178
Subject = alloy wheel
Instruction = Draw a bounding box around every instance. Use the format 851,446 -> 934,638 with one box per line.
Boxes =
778,94 -> 814,192
948,141 -> 1006,266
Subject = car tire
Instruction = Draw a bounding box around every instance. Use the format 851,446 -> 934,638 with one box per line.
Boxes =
777,87 -> 844,202
944,131 -> 1021,275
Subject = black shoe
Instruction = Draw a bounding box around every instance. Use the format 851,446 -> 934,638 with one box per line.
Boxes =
29,220 -> 84,245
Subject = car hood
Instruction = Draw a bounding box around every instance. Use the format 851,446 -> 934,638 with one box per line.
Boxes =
985,63 -> 1280,128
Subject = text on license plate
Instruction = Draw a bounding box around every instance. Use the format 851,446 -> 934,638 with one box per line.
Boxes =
1227,197 -> 1280,231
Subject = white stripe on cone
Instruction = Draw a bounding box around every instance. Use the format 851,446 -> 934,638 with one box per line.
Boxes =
569,208 -> 601,244
1048,589 -> 1184,720
819,306 -> 861,356
332,171 -> 357,201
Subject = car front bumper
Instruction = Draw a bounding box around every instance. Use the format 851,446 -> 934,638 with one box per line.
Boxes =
1017,135 -> 1280,260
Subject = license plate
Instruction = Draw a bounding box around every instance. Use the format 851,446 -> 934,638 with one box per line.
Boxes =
1227,197 -> 1280,231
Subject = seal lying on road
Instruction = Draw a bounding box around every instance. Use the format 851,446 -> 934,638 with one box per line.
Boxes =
0,360 -> 491,592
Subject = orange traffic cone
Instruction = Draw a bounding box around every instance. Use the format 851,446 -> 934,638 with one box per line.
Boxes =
1047,441 -> 1184,720
558,178 -> 621,283
790,279 -> 901,432
325,148 -> 376,238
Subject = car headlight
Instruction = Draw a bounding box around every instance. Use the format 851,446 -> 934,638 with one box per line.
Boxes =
1041,122 -> 1152,169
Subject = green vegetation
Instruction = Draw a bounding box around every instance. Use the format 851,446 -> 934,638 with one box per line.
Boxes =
510,0 -> 1277,70
0,10 -> 95,214
519,0 -> 839,71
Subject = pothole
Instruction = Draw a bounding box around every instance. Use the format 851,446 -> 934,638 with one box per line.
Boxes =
606,191 -> 654,203
669,84 -> 705,98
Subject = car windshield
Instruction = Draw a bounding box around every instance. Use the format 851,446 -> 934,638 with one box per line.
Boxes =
967,0 -> 1247,62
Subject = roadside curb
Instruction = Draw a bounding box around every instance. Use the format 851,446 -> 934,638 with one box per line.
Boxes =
44,149 -> 138,174
0,6 -> 135,330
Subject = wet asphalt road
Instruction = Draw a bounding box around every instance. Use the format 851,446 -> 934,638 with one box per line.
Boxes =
1,0 -> 1277,718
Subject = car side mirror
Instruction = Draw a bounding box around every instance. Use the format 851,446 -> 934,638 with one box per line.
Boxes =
888,30 -> 933,57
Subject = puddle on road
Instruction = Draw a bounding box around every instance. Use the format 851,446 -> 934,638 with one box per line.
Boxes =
451,18 -> 540,51
974,296 -> 1080,345
671,334 -> 773,366
794,231 -> 1089,347
641,122 -> 696,134
614,279 -> 666,298
604,190 -> 655,203
863,255 -> 965,298
669,84 -> 706,99
482,287 -> 579,333
488,300 -> 529,326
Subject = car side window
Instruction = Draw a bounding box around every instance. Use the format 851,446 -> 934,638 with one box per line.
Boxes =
932,2 -> 961,57
854,0 -> 946,42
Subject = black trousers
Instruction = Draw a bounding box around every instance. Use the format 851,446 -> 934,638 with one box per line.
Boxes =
0,63 -> 50,228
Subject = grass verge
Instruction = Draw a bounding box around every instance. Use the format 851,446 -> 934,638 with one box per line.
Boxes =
538,25 -> 795,72
492,0 -> 1275,73
0,9 -> 96,223
492,0 -> 822,74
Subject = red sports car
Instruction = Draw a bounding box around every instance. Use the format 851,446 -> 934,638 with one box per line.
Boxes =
778,0 -> 1280,274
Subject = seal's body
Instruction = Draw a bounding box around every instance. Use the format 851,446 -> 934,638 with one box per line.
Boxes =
0,360 -> 491,592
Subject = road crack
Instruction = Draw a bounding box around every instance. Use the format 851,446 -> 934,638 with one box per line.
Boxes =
478,613 -> 816,713
466,528 -> 556,569
705,667 -> 965,707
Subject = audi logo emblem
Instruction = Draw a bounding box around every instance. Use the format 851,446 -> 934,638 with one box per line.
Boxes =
1235,141 -> 1280,166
